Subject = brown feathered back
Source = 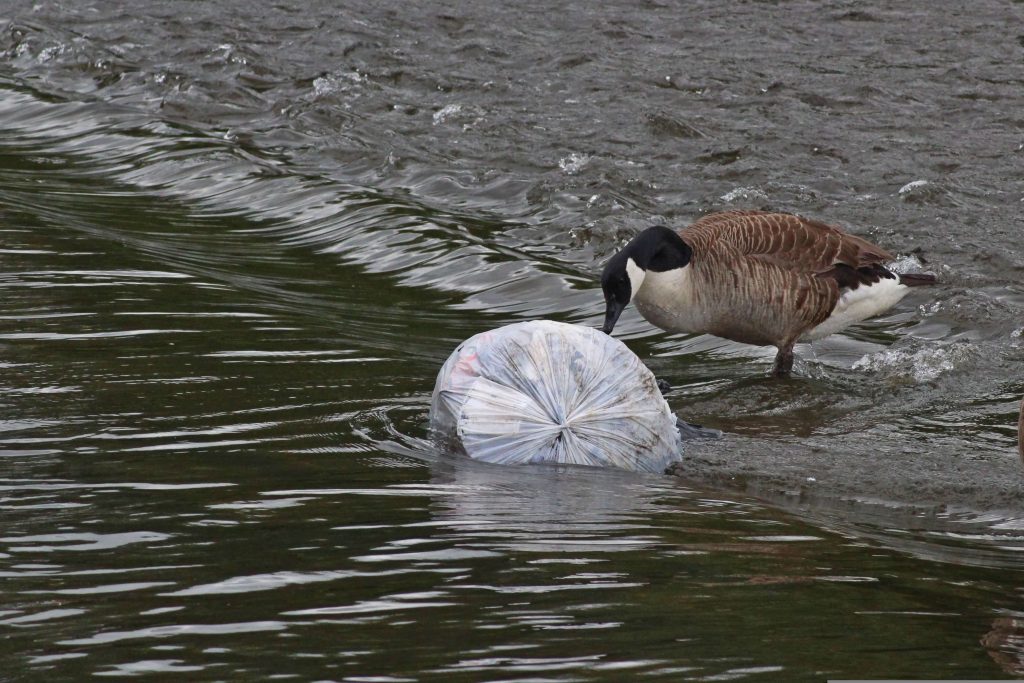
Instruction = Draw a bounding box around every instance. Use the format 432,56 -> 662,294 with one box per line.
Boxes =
668,210 -> 899,344
682,210 -> 894,274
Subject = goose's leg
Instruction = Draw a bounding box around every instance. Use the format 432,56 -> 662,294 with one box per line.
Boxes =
772,344 -> 795,377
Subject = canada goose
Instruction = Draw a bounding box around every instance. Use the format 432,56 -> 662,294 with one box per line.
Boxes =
600,210 -> 936,376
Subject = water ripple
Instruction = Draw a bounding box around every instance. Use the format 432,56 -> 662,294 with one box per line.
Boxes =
59,621 -> 289,646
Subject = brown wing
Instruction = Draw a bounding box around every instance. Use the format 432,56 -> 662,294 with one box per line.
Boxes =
681,210 -> 894,274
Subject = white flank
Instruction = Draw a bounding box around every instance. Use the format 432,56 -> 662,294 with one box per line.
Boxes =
802,277 -> 908,341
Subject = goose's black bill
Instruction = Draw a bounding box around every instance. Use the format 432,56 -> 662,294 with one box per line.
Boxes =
602,299 -> 625,334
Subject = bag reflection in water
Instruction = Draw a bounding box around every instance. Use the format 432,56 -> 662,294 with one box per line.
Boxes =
430,320 -> 682,473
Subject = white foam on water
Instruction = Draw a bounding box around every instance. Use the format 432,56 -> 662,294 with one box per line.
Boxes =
886,253 -> 931,275
720,186 -> 768,203
558,152 -> 590,175
898,179 -> 930,194
313,71 -> 366,98
432,103 -> 463,125
852,343 -> 975,382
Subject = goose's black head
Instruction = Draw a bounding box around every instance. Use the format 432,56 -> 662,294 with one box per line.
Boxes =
599,225 -> 692,335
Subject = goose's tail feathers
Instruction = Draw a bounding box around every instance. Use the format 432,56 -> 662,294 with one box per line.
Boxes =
898,273 -> 937,287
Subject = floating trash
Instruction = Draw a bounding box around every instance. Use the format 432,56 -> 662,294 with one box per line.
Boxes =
430,320 -> 683,472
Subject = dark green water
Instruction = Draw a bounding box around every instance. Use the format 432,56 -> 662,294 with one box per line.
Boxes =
2,1 -> 1024,680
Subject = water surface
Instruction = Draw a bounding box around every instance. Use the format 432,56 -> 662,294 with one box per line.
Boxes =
2,0 -> 1024,680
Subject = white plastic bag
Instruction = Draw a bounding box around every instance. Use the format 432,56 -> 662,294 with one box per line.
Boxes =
429,320 -> 682,473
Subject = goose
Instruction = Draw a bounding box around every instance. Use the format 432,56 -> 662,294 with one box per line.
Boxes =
600,210 -> 936,376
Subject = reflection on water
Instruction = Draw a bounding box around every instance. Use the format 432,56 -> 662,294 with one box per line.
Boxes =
2,0 -> 1024,680
1,451 -> 1022,680
984,616 -> 1024,677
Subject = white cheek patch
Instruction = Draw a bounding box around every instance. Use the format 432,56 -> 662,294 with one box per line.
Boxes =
625,258 -> 646,302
